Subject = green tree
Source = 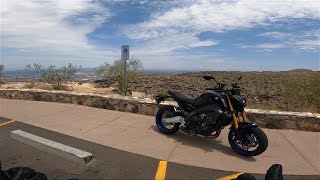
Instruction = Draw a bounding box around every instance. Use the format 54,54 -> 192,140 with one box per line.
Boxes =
26,63 -> 80,90
96,58 -> 143,93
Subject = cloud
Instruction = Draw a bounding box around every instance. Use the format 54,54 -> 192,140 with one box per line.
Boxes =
123,0 -> 319,56
259,32 -> 292,40
1,0 -> 319,70
150,0 -> 318,31
239,43 -> 285,49
259,30 -> 320,51
1,0 -> 116,69
135,30 -> 219,54
129,51 -> 228,71
294,40 -> 319,51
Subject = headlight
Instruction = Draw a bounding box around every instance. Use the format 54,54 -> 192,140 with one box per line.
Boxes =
242,98 -> 247,107
234,95 -> 247,107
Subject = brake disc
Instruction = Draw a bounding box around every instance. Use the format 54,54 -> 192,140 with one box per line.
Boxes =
237,134 -> 254,150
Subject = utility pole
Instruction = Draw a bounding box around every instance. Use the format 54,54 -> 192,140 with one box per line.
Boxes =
121,45 -> 129,96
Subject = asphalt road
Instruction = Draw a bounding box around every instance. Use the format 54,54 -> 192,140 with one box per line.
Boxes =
0,117 -> 318,180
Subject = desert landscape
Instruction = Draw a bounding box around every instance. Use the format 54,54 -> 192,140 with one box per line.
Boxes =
1,69 -> 319,113
129,70 -> 320,113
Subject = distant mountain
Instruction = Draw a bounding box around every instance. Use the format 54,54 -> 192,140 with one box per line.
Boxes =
287,69 -> 314,72
3,68 -> 96,76
3,69 -> 36,76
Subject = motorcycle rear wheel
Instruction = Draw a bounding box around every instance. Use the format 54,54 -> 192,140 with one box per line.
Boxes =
155,108 -> 180,134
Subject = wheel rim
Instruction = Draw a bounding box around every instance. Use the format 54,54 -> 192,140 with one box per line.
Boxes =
231,131 -> 260,152
160,111 -> 175,130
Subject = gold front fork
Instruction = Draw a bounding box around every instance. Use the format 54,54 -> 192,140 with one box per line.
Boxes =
226,96 -> 239,129
242,111 -> 248,122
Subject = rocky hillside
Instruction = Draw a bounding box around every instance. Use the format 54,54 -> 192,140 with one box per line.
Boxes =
128,71 -> 320,113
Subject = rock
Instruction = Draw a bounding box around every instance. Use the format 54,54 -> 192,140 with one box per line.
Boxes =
15,91 -> 23,99
285,120 -> 297,129
72,99 -> 78,105
64,96 -> 71,103
83,97 -> 93,106
271,115 -> 290,120
108,99 -> 120,106
253,113 -> 267,119
141,104 -> 156,116
132,91 -> 147,98
297,118 -> 320,132
251,116 -> 285,129
125,103 -> 139,113
77,95 -> 88,105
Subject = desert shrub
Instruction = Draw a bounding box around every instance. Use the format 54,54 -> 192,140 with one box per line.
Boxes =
93,78 -> 115,88
306,78 -> 320,113
96,58 -> 143,93
24,82 -> 37,89
24,82 -> 54,90
282,82 -> 304,111
0,64 -> 4,84
282,76 -> 320,113
26,63 -> 80,91
0,64 -> 3,76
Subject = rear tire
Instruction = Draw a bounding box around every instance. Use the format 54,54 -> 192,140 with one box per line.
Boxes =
155,108 -> 180,134
228,127 -> 268,156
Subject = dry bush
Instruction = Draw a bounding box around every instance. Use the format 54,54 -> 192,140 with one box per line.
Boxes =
96,59 -> 143,94
24,82 -> 70,91
25,63 -> 79,91
0,64 -> 4,85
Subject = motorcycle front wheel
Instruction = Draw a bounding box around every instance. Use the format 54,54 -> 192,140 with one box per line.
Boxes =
228,127 -> 268,156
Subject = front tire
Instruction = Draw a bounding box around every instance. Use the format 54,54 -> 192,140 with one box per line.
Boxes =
156,107 -> 180,134
228,127 -> 268,156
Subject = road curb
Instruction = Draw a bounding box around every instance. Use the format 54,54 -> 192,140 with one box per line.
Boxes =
10,129 -> 94,165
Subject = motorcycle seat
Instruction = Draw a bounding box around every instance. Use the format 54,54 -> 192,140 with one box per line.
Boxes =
168,90 -> 195,104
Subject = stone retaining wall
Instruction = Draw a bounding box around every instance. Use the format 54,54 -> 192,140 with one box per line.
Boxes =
0,89 -> 319,132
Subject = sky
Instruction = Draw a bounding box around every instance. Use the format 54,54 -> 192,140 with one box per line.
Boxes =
1,0 -> 319,71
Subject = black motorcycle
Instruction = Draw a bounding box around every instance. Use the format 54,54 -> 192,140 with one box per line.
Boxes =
155,75 -> 268,156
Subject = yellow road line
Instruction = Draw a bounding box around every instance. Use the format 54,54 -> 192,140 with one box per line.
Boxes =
0,120 -> 16,127
216,172 -> 244,180
155,160 -> 168,180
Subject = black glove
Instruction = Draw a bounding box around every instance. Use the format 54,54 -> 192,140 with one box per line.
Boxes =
0,161 -> 10,180
0,161 -> 47,180
236,173 -> 257,180
265,164 -> 283,180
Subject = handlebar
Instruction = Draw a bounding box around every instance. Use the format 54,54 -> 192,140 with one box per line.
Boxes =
203,75 -> 241,95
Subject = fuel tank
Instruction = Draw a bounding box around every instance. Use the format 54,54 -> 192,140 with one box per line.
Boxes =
194,90 -> 227,108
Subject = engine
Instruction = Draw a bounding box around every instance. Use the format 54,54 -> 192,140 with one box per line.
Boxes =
184,111 -> 221,136
197,112 -> 221,135
183,101 -> 225,136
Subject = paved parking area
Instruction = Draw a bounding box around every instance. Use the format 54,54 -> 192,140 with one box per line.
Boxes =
0,116 -> 239,179
1,99 -> 319,176
1,117 -> 318,180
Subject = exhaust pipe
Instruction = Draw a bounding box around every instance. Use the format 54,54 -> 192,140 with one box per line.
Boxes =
162,116 -> 184,123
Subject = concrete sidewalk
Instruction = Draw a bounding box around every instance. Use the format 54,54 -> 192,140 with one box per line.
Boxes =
0,99 -> 319,175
